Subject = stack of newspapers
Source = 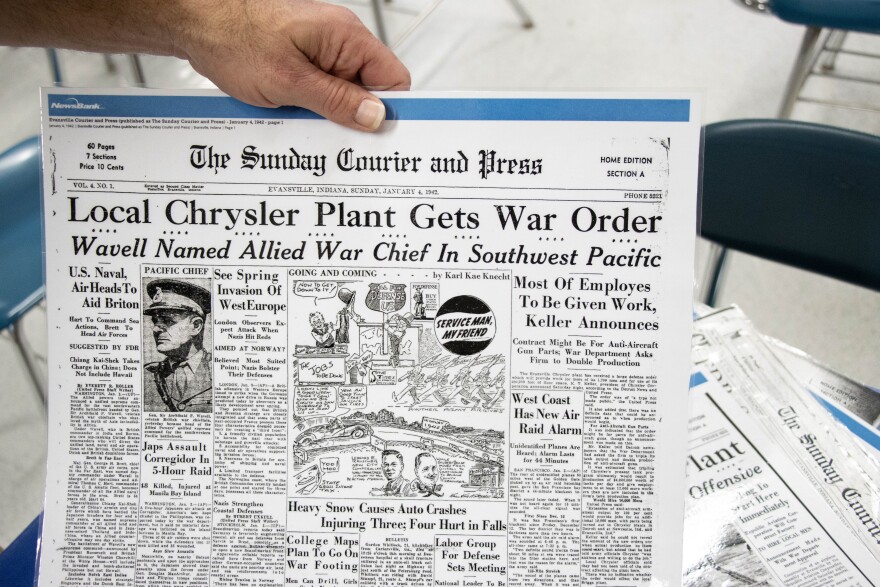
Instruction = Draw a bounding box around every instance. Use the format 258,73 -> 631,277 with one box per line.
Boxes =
686,305 -> 880,586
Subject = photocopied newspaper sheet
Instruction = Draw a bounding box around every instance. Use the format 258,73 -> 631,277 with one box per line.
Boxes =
685,371 -> 880,586
38,89 -> 701,587
692,307 -> 880,580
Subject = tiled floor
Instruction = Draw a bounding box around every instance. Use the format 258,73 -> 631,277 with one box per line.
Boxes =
2,0 -> 879,547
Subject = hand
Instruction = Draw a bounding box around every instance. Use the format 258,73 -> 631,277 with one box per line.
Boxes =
176,0 -> 410,131
0,0 -> 409,130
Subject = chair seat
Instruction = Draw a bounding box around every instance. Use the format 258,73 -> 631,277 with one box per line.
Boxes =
0,515 -> 41,587
771,0 -> 880,34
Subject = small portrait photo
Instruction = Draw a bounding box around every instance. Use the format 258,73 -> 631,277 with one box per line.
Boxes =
142,277 -> 213,413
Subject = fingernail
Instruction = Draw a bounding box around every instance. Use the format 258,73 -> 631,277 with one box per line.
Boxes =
355,98 -> 385,131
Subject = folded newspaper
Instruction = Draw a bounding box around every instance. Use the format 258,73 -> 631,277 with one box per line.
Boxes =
38,89 -> 702,586
693,304 -> 880,463
687,306 -> 880,585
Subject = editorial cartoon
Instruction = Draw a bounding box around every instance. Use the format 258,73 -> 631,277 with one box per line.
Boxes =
288,267 -> 510,499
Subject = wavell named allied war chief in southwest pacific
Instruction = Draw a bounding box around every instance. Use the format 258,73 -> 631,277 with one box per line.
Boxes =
143,279 -> 212,413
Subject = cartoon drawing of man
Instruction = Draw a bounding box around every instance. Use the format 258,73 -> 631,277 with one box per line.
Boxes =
440,364 -> 469,406
472,366 -> 495,406
406,452 -> 442,497
418,364 -> 452,405
143,279 -> 212,413
393,365 -> 427,404
413,290 -> 426,319
449,365 -> 480,406
385,312 -> 413,367
485,371 -> 506,408
346,351 -> 373,384
309,312 -> 336,348
371,449 -> 410,496
335,288 -> 364,344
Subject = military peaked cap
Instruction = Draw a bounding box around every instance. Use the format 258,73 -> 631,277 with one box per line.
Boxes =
144,279 -> 211,317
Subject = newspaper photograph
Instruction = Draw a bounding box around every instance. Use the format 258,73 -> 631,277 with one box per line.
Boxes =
38,89 -> 701,586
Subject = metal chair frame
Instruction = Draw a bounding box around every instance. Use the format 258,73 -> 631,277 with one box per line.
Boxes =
778,27 -> 880,118
733,0 -> 880,118
46,49 -> 145,86
367,0 -> 533,48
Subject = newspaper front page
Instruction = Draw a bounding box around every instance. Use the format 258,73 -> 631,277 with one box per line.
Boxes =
38,90 -> 700,587
685,372 -> 880,586
692,307 -> 880,576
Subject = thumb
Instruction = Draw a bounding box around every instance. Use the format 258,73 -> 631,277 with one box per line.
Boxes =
293,68 -> 387,132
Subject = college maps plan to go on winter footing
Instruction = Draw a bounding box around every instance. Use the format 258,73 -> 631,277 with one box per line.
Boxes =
38,90 -> 701,587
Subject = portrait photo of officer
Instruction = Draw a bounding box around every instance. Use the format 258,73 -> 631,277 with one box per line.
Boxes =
142,278 -> 213,413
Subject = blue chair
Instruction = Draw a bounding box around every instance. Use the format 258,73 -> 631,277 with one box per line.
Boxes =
701,119 -> 880,305
736,0 -> 880,117
0,515 -> 41,587
0,136 -> 47,402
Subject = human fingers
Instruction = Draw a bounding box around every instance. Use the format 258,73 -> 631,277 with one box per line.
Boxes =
272,64 -> 390,131
356,37 -> 411,91
274,3 -> 409,129
181,0 -> 410,130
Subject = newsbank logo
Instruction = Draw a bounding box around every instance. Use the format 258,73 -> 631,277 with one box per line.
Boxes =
50,97 -> 103,110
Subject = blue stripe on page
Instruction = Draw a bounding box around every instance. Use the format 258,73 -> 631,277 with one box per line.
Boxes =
689,371 -> 708,389
810,391 -> 880,452
47,95 -> 691,122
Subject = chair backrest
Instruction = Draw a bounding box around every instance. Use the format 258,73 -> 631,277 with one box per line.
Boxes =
0,137 -> 41,230
0,136 -> 45,327
700,119 -> 880,292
